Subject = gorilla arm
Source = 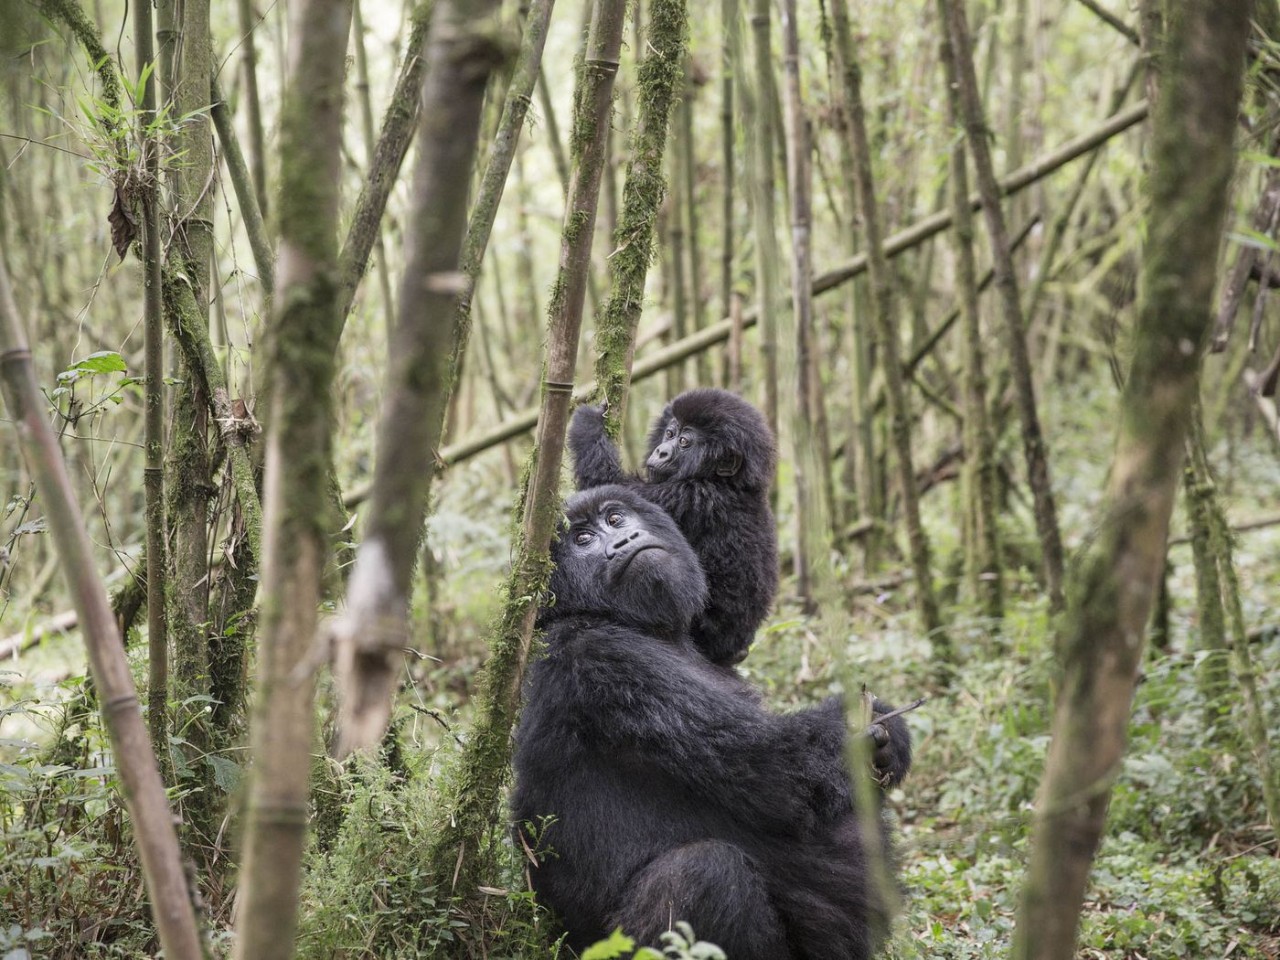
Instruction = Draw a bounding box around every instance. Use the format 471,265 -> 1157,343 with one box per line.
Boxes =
553,623 -> 834,834
568,405 -> 626,489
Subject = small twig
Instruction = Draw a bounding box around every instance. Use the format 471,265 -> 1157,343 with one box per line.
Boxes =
866,696 -> 929,728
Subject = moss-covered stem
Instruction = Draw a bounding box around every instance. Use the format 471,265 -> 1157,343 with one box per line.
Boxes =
1182,411 -> 1229,708
161,270 -> 263,567
164,0 -> 217,843
0,261 -> 204,960
351,0 -> 397,343
1189,411 -> 1280,833
34,0 -> 126,169
590,0 -> 689,429
424,0 -> 627,897
132,0 -> 169,764
747,0 -> 780,439
940,0 -> 1065,614
778,0 -> 830,612
210,76 -> 274,296
933,0 -> 1001,621
331,0 -> 506,757
832,0 -> 946,649
333,1 -> 434,332
454,0 -> 558,349
1011,3 -> 1250,956
231,0 -> 353,954
236,0 -> 269,216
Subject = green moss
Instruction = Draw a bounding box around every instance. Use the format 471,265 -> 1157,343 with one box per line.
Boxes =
592,0 -> 689,427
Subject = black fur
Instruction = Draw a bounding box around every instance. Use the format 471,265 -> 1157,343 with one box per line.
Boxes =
512,486 -> 911,958
568,388 -> 779,665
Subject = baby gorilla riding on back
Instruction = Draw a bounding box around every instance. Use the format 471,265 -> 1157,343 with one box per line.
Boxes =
569,388 -> 778,665
512,486 -> 911,959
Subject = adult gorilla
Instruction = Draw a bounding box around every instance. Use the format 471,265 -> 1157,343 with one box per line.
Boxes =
511,486 -> 911,959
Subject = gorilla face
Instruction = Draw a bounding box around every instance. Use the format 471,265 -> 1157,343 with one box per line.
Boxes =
646,419 -> 739,481
644,388 -> 774,489
548,486 -> 708,637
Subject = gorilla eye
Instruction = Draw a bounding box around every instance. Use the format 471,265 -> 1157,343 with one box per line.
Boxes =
574,531 -> 593,545
665,428 -> 675,439
606,512 -> 623,526
677,436 -> 690,448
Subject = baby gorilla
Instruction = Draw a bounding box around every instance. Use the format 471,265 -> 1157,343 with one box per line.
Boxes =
512,486 -> 911,959
568,387 -> 778,665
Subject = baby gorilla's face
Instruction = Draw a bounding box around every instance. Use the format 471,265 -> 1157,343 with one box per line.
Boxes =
548,486 -> 708,636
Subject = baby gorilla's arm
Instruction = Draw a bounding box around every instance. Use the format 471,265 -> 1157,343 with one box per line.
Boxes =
568,404 -> 626,489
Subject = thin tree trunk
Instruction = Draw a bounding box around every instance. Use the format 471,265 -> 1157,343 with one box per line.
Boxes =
941,0 -> 1065,614
1011,4 -> 1250,957
424,0 -> 627,897
135,0 -> 169,764
748,0 -> 780,440
778,0 -> 829,612
591,0 -> 689,426
1182,412 -> 1230,708
936,0 -> 1002,620
165,0 -> 216,842
719,0 -> 737,387
820,0 -> 879,562
0,260 -> 203,960
237,0 -> 268,216
231,0 -> 354,953
332,0 -> 505,757
351,0 -> 399,344
830,0 -> 946,650
681,68 -> 710,384
211,77 -> 274,296
334,1 -> 434,331
1187,412 -> 1280,832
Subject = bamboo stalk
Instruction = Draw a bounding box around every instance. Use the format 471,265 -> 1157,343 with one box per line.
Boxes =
134,0 -> 169,763
1012,2 -> 1251,955
941,0 -> 1065,613
0,261 -> 203,959
231,0 -> 354,951
591,0 -> 690,427
831,0 -> 945,648
334,1 -> 435,331
332,0 -> 506,757
424,0 -> 627,896
935,0 -> 1001,619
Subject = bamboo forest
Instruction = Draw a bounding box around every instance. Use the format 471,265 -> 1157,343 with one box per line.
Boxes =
0,0 -> 1278,957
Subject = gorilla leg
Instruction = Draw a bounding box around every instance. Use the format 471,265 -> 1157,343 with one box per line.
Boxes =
612,840 -> 792,960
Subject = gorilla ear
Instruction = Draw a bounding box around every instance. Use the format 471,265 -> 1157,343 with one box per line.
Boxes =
715,452 -> 743,477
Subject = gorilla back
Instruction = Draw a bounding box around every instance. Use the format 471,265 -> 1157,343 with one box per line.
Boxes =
512,486 -> 903,959
568,388 -> 779,665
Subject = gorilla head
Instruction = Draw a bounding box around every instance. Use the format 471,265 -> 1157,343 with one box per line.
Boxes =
645,387 -> 777,491
547,486 -> 708,638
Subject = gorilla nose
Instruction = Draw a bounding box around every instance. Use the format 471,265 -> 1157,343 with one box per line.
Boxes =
605,530 -> 642,559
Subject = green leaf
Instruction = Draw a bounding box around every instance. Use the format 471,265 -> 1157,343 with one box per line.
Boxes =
206,754 -> 243,793
71,351 -> 127,375
582,929 -> 636,960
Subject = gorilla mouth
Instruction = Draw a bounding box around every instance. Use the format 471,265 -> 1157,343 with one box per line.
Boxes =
614,544 -> 665,577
